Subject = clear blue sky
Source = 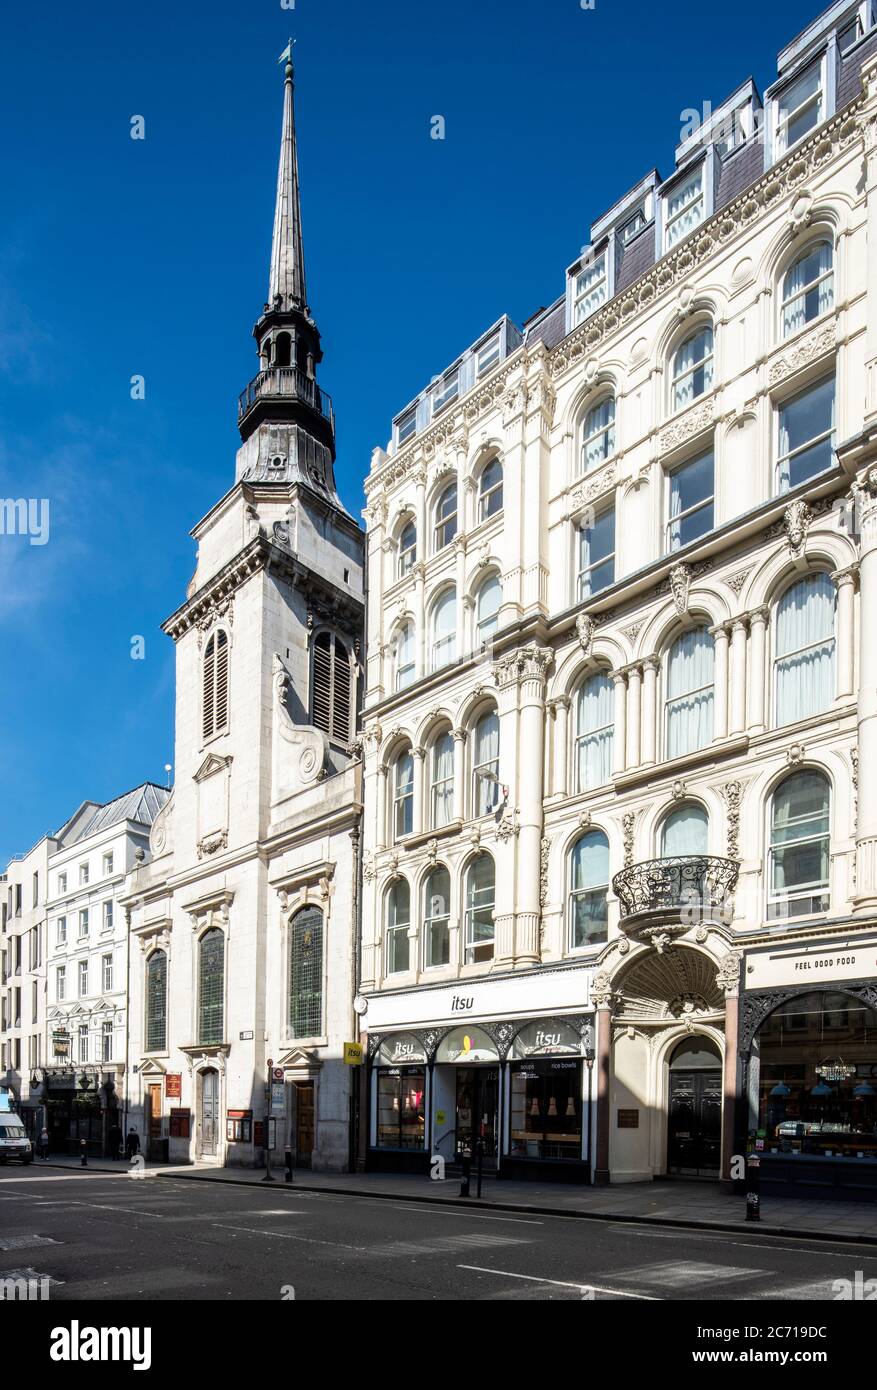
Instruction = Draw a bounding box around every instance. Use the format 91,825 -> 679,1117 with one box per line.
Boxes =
0,0 -> 820,864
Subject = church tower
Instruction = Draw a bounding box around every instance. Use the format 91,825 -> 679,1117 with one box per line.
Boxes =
122,52 -> 365,1174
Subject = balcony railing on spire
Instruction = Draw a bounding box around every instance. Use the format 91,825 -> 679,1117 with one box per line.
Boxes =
238,367 -> 334,430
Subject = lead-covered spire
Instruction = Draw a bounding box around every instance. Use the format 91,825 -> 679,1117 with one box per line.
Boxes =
268,43 -> 307,314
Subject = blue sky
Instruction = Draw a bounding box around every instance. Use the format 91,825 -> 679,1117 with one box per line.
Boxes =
0,0 -> 820,863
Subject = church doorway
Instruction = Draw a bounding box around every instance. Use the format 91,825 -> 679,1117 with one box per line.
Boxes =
666,1037 -> 722,1178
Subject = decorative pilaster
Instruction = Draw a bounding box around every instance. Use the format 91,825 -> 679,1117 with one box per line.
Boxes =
832,565 -> 858,700
746,606 -> 768,733
452,728 -> 467,823
611,670 -> 627,777
454,533 -> 467,658
553,695 -> 571,798
710,622 -> 730,741
376,763 -> 388,850
641,657 -> 658,766
718,951 -> 742,1187
412,746 -> 425,836
728,617 -> 748,736
626,663 -> 642,769
854,469 -> 877,909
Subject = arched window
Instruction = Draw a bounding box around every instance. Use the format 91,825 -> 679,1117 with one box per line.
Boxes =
386,880 -> 411,974
398,519 -> 416,576
782,240 -> 833,338
423,866 -> 451,968
145,950 -> 167,1053
660,803 -> 709,856
202,630 -> 229,741
769,770 -> 830,919
288,905 -> 323,1038
431,589 -> 456,670
478,458 -> 503,520
198,928 -> 225,1046
775,573 -> 836,726
581,397 -> 615,473
671,327 -> 714,412
465,855 -> 495,964
394,621 -> 416,691
576,673 -> 614,790
430,731 -> 454,828
433,482 -> 458,552
666,626 -> 714,758
312,632 -> 352,744
569,830 -> 609,948
472,710 -> 500,816
274,331 -> 292,367
475,573 -> 502,646
393,749 -> 414,840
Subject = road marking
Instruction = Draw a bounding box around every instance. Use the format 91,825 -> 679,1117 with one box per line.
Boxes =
213,1223 -> 368,1252
605,1260 -> 765,1290
388,1204 -> 542,1225
0,1235 -> 61,1251
457,1265 -> 661,1299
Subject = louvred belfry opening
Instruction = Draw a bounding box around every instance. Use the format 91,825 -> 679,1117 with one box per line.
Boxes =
311,632 -> 351,744
203,630 -> 229,740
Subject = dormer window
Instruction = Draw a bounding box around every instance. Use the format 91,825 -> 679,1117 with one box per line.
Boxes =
619,210 -> 646,244
432,370 -> 459,415
665,167 -> 704,250
839,11 -> 865,52
477,333 -> 501,376
397,408 -> 416,446
574,254 -> 607,324
776,62 -> 822,155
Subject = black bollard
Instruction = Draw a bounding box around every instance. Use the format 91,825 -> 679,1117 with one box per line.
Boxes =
745,1153 -> 760,1221
459,1149 -> 472,1197
475,1138 -> 484,1199
80,1139 -> 88,1168
284,1146 -> 293,1184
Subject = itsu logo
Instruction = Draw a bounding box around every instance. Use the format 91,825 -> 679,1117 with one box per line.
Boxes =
391,1040 -> 417,1062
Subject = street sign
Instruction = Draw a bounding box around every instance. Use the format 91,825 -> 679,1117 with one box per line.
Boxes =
343,1042 -> 363,1066
166,1073 -> 182,1099
271,1083 -> 286,1115
272,1067 -> 284,1082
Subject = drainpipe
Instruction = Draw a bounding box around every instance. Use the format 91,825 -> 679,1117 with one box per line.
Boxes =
349,801 -> 363,1173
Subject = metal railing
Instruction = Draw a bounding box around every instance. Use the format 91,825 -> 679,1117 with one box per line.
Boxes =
237,367 -> 334,428
612,854 -> 739,919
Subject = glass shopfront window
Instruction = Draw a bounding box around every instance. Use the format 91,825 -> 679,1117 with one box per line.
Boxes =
376,1067 -> 426,1150
757,990 -> 877,1160
509,1059 -> 583,1161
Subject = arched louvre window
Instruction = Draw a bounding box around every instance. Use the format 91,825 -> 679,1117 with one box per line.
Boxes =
782,240 -> 833,338
769,770 -> 830,919
465,855 -> 495,964
288,906 -> 323,1038
198,928 -> 225,1046
660,804 -> 709,857
393,750 -> 414,839
386,880 -> 411,974
145,950 -> 167,1053
775,574 -> 835,727
478,458 -> 503,519
666,627 -> 714,758
423,866 -> 451,967
431,732 -> 454,828
472,710 -> 500,816
312,632 -> 352,743
569,831 -> 609,948
671,328 -> 713,411
202,630 -> 229,741
476,574 -> 502,645
576,673 -> 614,790
581,397 -> 615,473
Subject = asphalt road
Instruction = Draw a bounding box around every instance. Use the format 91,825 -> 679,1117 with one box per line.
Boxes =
0,1166 -> 874,1301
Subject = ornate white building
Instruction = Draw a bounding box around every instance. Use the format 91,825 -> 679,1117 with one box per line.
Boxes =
121,54 -> 364,1170
358,2 -> 877,1196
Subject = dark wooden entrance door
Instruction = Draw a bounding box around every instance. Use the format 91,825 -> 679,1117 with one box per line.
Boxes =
147,1085 -> 162,1140
295,1082 -> 314,1169
667,1069 -> 722,1176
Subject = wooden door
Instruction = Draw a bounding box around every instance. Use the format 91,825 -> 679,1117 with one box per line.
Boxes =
295,1082 -> 314,1168
148,1085 -> 162,1140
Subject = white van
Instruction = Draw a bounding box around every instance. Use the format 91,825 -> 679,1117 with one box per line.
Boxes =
0,1114 -> 33,1164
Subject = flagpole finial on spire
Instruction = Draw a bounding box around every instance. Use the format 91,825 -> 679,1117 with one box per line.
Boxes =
278,38 -> 295,81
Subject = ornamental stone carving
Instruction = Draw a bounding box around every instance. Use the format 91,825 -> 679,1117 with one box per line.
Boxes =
575,613 -> 596,656
783,498 -> 813,558
622,811 -> 636,868
720,779 -> 743,859
787,741 -> 806,765
592,971 -> 615,1010
196,829 -> 228,860
669,562 -> 692,616
194,593 -> 234,649
495,807 -> 520,842
659,396 -> 716,453
493,644 -> 553,691
767,320 -> 836,387
716,951 -> 743,997
567,464 -> 617,515
539,837 -> 551,908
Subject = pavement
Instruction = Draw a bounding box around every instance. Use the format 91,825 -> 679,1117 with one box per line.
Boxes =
30,1153 -> 877,1246
1,1164 -> 876,1303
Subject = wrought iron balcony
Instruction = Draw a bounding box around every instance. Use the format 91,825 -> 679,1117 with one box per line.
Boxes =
612,855 -> 739,929
238,367 -> 334,429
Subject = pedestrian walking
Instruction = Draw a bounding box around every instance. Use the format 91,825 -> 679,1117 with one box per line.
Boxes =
124,1127 -> 140,1160
38,1126 -> 49,1161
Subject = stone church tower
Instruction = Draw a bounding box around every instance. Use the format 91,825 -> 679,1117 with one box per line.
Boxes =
122,53 -> 365,1171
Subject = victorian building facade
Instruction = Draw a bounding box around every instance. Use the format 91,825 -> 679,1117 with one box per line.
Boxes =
358,1 -> 877,1195
121,55 -> 365,1171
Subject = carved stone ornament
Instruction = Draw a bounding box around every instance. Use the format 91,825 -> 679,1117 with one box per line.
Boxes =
767,321 -> 836,387
493,644 -> 553,691
194,594 -> 234,650
495,807 -> 520,842
721,779 -> 743,860
622,620 -> 645,645
671,779 -> 687,801
362,854 -> 376,884
591,970 -> 615,1010
622,811 -> 636,868
567,464 -> 617,515
669,562 -> 692,616
576,612 -> 596,656
724,569 -> 749,597
426,838 -> 439,866
716,951 -> 743,996
578,810 -> 592,830
539,837 -> 551,908
196,829 -> 228,860
784,498 -> 813,558
787,741 -> 805,765
659,396 -> 716,454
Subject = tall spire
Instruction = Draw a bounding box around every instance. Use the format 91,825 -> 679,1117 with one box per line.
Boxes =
268,42 -> 307,315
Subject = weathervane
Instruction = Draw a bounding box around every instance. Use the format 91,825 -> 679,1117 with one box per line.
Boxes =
278,38 -> 295,72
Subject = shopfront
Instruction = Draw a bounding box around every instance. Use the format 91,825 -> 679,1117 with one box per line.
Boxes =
363,965 -> 594,1183
740,934 -> 877,1198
